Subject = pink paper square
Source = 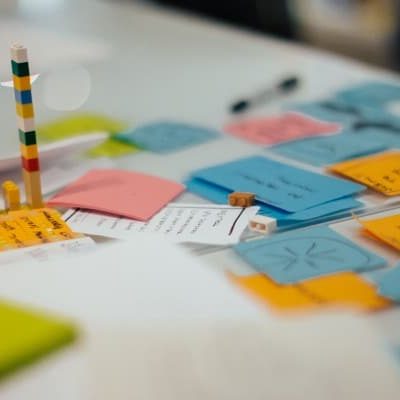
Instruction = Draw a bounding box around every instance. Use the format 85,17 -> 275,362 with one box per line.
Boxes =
47,169 -> 185,221
224,112 -> 340,145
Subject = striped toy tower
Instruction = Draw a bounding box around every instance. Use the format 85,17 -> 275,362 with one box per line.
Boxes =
11,44 -> 43,209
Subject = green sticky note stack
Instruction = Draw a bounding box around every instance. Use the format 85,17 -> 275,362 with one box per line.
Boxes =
0,300 -> 77,380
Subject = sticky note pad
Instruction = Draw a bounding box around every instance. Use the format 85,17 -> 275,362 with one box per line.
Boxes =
330,151 -> 400,196
358,214 -> 400,252
229,272 -> 391,313
0,301 -> 76,379
191,156 -> 365,213
234,226 -> 386,284
186,177 -> 362,226
47,169 -> 185,221
272,132 -> 386,166
336,81 -> 400,108
375,264 -> 400,301
224,112 -> 339,145
115,121 -> 219,153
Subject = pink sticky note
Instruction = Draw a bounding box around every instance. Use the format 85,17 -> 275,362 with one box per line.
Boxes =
47,169 -> 185,221
224,112 -> 340,145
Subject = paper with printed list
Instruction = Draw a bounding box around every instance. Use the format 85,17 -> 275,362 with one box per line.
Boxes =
63,204 -> 259,245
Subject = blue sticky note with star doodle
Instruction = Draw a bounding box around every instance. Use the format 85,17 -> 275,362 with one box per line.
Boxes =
234,226 -> 386,284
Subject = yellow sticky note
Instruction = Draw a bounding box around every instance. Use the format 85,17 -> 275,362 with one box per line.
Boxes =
229,272 -> 391,313
37,113 -> 128,140
0,300 -> 76,380
87,137 -> 140,158
330,151 -> 400,196
359,214 -> 400,251
36,113 -> 139,158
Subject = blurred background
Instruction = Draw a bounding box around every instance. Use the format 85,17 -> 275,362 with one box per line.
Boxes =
152,0 -> 400,70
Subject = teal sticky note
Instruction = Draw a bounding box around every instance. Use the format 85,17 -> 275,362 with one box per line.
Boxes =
115,121 -> 219,153
375,264 -> 400,301
336,81 -> 400,108
190,156 -> 365,213
186,177 -> 362,226
271,132 -> 387,166
234,226 -> 386,284
287,101 -> 360,124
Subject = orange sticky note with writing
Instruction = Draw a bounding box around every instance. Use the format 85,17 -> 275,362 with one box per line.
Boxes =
229,272 -> 391,313
329,151 -> 400,196
358,214 -> 400,252
48,169 -> 185,221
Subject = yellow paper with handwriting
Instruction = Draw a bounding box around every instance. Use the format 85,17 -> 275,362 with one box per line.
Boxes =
229,272 -> 391,313
329,151 -> 400,196
359,214 -> 400,252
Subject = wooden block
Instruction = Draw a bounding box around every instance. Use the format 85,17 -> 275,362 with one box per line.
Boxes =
12,75 -> 31,91
10,44 -> 28,63
14,89 -> 32,105
19,130 -> 37,145
248,215 -> 277,234
17,117 -> 35,132
228,192 -> 255,207
11,60 -> 30,77
16,103 -> 34,119
20,143 -> 38,160
23,170 -> 43,209
22,156 -> 40,172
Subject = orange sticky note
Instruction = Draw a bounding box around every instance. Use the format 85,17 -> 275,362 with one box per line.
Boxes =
229,272 -> 391,313
48,169 -> 185,221
358,214 -> 400,252
330,151 -> 400,196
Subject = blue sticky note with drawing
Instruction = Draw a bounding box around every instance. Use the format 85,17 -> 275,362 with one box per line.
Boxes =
271,132 -> 387,166
190,156 -> 365,213
186,177 -> 362,226
375,264 -> 400,302
115,121 -> 219,153
336,81 -> 400,108
235,226 -> 386,284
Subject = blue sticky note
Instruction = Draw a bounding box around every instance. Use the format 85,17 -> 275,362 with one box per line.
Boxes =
287,101 -> 360,125
375,264 -> 400,302
336,81 -> 400,108
271,132 -> 387,166
191,156 -> 365,213
115,121 -> 219,153
186,177 -> 362,226
235,226 -> 386,284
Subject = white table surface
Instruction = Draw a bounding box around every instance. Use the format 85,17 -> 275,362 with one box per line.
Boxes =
1,0 -> 400,398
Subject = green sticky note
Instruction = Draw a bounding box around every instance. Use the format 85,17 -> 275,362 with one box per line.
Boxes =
37,113 -> 128,140
0,300 -> 77,380
87,137 -> 140,158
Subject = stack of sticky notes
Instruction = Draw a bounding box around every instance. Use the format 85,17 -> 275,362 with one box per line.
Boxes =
0,300 -> 76,379
230,225 -> 391,313
186,156 -> 364,228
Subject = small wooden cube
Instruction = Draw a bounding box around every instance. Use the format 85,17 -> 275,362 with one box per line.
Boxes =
248,215 -> 276,234
228,192 -> 255,207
